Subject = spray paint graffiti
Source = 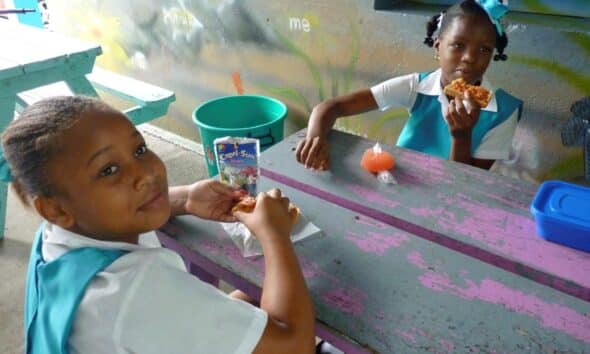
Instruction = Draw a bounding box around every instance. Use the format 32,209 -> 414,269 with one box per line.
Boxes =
49,0 -> 590,182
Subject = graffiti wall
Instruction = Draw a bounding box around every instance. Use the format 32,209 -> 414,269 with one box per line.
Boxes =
48,0 -> 590,183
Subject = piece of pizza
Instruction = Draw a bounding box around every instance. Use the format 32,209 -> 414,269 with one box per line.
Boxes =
231,196 -> 301,225
443,78 -> 492,107
231,196 -> 257,213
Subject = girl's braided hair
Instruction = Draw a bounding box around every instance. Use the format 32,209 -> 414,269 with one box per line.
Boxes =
1,96 -> 118,206
423,0 -> 508,61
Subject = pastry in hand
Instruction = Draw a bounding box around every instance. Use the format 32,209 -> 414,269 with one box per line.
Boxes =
231,196 -> 257,213
232,196 -> 301,226
443,78 -> 492,107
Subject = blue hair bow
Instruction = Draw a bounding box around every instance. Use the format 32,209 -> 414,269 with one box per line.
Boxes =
0,146 -> 13,183
475,0 -> 509,36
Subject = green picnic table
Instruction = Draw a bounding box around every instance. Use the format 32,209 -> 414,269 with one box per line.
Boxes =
158,129 -> 590,353
0,19 -> 175,237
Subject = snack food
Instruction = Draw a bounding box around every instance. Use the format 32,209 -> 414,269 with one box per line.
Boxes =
231,196 -> 257,213
443,78 -> 492,107
360,145 -> 395,173
231,196 -> 300,225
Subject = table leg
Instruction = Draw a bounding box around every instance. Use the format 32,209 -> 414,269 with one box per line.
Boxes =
0,95 -> 16,238
65,76 -> 99,97
316,323 -> 374,354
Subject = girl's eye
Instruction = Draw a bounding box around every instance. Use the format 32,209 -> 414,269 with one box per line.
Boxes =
135,144 -> 148,157
100,165 -> 119,177
480,46 -> 493,53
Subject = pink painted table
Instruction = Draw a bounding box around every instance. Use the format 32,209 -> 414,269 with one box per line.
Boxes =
158,129 -> 590,353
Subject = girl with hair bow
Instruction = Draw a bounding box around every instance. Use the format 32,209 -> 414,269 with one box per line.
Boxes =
296,0 -> 522,171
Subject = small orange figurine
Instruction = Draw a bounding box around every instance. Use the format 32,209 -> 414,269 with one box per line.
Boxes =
360,143 -> 395,173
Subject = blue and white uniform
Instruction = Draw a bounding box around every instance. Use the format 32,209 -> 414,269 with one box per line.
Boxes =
25,223 -> 267,354
370,69 -> 522,160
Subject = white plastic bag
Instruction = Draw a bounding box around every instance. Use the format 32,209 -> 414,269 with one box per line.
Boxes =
221,211 -> 321,257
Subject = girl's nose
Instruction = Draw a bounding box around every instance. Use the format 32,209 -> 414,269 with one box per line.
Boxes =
133,163 -> 157,190
461,48 -> 477,63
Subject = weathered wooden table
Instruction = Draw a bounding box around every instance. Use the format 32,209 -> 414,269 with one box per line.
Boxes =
158,129 -> 590,353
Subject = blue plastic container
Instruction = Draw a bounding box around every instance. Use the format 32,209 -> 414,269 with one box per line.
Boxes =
530,180 -> 590,252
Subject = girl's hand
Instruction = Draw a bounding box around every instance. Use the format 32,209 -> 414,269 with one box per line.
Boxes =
184,179 -> 246,222
446,91 -> 482,139
234,189 -> 294,243
295,136 -> 330,170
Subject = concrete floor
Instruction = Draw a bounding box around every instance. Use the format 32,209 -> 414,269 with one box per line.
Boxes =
0,124 -> 210,354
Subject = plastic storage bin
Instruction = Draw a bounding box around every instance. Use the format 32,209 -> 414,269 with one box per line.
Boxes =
193,95 -> 287,177
530,180 -> 590,252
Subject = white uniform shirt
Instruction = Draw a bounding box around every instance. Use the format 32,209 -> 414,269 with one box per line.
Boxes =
41,223 -> 268,354
370,68 -> 518,160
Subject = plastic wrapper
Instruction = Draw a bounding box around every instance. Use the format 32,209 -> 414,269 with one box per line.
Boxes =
360,143 -> 397,184
221,211 -> 321,257
377,170 -> 397,184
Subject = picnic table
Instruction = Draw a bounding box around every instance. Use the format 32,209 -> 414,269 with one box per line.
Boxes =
0,19 -> 175,237
158,129 -> 590,353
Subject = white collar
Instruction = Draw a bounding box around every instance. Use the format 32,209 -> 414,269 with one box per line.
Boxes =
416,68 -> 498,112
42,223 -> 161,260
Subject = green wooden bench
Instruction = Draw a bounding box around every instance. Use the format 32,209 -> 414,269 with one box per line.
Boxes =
16,66 -> 176,126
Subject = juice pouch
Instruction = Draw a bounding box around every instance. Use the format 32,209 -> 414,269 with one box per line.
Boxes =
214,137 -> 260,195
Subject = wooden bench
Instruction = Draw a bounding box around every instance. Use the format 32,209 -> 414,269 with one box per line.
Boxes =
16,66 -> 176,126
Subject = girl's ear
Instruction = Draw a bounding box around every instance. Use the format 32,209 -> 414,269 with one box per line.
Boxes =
434,38 -> 441,54
33,196 -> 75,229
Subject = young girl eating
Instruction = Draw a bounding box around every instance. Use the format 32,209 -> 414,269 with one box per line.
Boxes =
0,96 -> 315,354
296,0 -> 522,170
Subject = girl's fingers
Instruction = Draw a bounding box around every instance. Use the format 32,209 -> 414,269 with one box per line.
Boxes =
295,139 -> 305,162
218,214 -> 238,223
282,196 -> 290,208
295,139 -> 310,163
233,210 -> 247,222
446,101 -> 457,126
211,180 -> 241,197
305,139 -> 321,168
267,188 -> 282,198
455,97 -> 468,117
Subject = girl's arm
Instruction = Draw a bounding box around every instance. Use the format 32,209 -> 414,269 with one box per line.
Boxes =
168,180 -> 245,220
447,94 -> 495,170
236,190 -> 315,354
307,89 -> 378,140
296,89 -> 378,169
168,184 -> 190,216
449,136 -> 495,169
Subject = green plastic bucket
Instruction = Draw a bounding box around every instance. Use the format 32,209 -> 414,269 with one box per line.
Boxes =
193,95 -> 287,177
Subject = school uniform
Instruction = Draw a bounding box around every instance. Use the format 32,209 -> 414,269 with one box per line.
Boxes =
25,223 -> 267,354
370,68 -> 522,160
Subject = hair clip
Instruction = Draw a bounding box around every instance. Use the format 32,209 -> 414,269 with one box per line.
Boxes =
474,0 -> 509,36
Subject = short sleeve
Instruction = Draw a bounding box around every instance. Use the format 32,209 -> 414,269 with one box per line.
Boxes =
111,251 -> 267,354
370,73 -> 419,111
473,109 -> 519,160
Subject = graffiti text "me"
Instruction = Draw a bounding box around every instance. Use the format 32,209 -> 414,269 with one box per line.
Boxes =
289,17 -> 311,32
